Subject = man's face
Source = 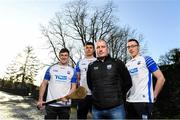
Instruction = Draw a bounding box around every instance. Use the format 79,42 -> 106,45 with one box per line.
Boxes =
59,52 -> 69,65
127,41 -> 139,58
96,41 -> 108,58
84,45 -> 94,57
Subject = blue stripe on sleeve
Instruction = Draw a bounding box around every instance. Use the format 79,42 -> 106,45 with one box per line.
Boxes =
145,56 -> 158,73
75,61 -> 80,72
71,70 -> 77,83
148,72 -> 152,102
43,67 -> 51,80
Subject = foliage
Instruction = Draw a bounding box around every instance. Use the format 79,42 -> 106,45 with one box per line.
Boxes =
153,64 -> 180,118
3,46 -> 41,88
159,48 -> 180,65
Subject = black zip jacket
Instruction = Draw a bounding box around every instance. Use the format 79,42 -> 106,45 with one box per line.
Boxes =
87,55 -> 132,109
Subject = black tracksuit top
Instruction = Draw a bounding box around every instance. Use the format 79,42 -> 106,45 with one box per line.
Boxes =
87,55 -> 132,109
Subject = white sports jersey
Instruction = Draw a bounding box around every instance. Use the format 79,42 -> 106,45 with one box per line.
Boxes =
126,56 -> 158,103
44,63 -> 76,107
75,57 -> 96,95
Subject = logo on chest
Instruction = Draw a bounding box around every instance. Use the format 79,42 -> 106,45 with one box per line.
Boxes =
55,75 -> 67,81
93,66 -> 98,70
107,64 -> 112,70
137,61 -> 141,65
53,69 -> 58,72
93,64 -> 112,70
129,68 -> 138,74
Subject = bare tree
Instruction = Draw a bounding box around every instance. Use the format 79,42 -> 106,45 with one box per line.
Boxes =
40,13 -> 76,65
41,0 -> 144,64
65,0 -> 88,45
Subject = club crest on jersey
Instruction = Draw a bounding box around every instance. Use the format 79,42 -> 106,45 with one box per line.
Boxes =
107,64 -> 112,70
94,66 -> 98,70
53,69 -> 58,72
137,61 -> 141,65
81,63 -> 86,65
67,71 -> 70,74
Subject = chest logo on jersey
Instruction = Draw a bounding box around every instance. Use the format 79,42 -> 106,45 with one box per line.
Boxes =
129,68 -> 138,74
94,66 -> 98,70
107,64 -> 112,70
53,69 -> 58,72
55,75 -> 67,81
81,63 -> 86,65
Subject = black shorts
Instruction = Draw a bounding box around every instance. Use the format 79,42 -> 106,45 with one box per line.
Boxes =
77,95 -> 92,119
125,102 -> 153,119
45,105 -> 70,119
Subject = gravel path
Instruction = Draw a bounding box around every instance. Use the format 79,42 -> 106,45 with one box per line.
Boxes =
0,91 -> 43,120
0,90 -> 85,119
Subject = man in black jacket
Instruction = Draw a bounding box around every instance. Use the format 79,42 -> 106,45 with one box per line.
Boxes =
87,39 -> 132,119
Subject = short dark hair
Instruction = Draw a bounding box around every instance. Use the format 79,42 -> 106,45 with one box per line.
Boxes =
85,42 -> 94,48
85,42 -> 96,57
128,39 -> 139,46
59,48 -> 69,55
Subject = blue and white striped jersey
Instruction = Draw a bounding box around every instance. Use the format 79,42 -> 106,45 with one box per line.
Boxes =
75,57 -> 96,95
126,56 -> 158,103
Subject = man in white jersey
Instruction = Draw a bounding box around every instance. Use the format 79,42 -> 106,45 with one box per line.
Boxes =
126,39 -> 165,119
75,42 -> 96,119
37,48 -> 77,119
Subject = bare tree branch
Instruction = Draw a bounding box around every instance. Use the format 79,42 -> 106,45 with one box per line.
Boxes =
40,0 -> 144,65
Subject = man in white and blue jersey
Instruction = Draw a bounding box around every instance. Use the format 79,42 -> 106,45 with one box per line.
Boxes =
37,48 -> 77,119
126,39 -> 165,119
75,42 -> 96,119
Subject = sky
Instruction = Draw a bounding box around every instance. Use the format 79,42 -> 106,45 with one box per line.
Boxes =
0,0 -> 179,81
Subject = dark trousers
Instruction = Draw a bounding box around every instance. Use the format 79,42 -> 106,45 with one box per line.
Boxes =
126,102 -> 153,119
45,105 -> 70,119
77,95 -> 92,119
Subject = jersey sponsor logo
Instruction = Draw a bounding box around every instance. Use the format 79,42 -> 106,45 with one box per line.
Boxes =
107,64 -> 112,70
129,68 -> 138,74
55,75 -> 67,81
